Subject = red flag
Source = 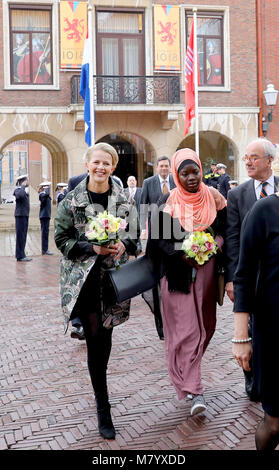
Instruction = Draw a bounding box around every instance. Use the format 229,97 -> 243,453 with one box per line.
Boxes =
184,22 -> 195,136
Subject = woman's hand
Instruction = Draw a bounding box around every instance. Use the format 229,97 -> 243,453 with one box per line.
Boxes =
93,241 -> 126,260
232,342 -> 252,371
92,244 -> 118,256
109,241 -> 126,260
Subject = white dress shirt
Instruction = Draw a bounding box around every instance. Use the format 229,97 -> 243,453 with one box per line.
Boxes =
254,174 -> 275,200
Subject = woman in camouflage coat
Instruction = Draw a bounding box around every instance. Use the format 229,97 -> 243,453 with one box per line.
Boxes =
54,142 -> 139,440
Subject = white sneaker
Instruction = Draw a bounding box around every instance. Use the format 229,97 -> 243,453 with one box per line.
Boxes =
190,394 -> 207,416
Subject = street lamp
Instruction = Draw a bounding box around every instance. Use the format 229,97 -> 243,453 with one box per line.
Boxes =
262,84 -> 278,136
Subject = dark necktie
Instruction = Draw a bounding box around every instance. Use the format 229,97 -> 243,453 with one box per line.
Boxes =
260,181 -> 268,199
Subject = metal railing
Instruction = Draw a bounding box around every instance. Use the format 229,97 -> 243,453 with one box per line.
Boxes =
71,75 -> 180,105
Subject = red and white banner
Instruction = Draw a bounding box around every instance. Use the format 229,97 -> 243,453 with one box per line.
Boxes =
184,21 -> 195,136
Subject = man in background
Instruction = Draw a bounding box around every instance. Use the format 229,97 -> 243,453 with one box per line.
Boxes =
38,181 -> 53,256
125,175 -> 142,254
203,161 -> 220,188
216,163 -> 231,199
226,137 -> 279,401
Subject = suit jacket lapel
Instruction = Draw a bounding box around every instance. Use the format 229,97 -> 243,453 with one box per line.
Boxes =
245,179 -> 257,208
155,175 -> 162,197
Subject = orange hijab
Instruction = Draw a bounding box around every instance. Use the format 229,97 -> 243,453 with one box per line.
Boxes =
164,148 -> 226,232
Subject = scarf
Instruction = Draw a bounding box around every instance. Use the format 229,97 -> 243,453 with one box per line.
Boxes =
164,148 -> 226,232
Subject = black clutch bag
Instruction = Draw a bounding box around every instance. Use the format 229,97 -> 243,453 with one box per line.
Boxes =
105,255 -> 159,304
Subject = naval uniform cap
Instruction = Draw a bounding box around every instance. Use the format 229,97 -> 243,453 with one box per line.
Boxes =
56,182 -> 67,187
16,174 -> 28,182
216,163 -> 227,169
39,181 -> 51,187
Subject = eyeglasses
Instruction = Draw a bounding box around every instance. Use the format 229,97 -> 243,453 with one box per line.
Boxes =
241,156 -> 267,163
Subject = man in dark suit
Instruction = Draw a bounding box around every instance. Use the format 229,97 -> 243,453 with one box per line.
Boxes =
125,175 -> 142,255
140,156 -> 176,340
140,156 -> 176,238
38,181 -> 53,255
124,175 -> 142,213
226,137 -> 279,400
13,174 -> 32,262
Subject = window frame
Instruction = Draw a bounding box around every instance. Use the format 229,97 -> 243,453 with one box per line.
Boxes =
3,0 -> 59,90
96,7 -> 145,76
9,4 -> 53,86
182,5 -> 230,92
95,7 -> 146,104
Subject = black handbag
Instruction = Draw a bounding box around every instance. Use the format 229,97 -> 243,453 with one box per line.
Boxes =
105,255 -> 159,304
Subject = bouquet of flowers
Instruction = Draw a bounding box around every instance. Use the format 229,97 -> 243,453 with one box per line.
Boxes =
85,210 -> 127,245
181,230 -> 218,266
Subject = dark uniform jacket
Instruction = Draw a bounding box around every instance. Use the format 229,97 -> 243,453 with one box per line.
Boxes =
217,173 -> 231,199
39,187 -> 52,219
13,186 -> 30,217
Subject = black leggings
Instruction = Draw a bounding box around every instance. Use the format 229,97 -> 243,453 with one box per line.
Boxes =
79,310 -> 113,407
72,265 -> 113,408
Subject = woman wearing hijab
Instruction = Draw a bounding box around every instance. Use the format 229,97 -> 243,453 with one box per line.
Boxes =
147,148 -> 227,415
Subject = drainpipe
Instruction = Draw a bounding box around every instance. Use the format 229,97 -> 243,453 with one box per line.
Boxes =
256,0 -> 263,137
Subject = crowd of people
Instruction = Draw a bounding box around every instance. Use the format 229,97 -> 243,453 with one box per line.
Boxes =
11,138 -> 279,449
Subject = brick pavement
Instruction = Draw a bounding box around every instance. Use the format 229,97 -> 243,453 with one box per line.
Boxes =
0,243 -> 270,453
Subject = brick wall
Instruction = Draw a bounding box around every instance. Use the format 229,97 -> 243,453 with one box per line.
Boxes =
154,0 -> 258,108
0,0 -> 258,109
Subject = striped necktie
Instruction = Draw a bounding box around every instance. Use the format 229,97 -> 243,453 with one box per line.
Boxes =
260,181 -> 268,198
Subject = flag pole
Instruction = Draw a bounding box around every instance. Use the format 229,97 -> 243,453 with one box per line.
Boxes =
88,3 -> 95,145
193,8 -> 199,156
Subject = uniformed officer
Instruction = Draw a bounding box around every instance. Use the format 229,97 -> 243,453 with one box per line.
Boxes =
216,163 -> 231,199
55,182 -> 68,205
14,174 -> 32,262
38,181 -> 53,255
203,162 -> 220,189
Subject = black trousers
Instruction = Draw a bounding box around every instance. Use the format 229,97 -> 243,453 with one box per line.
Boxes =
40,217 -> 50,253
15,216 -> 29,260
72,265 -> 113,408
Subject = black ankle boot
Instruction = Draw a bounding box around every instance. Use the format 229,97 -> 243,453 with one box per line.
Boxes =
97,406 -> 116,439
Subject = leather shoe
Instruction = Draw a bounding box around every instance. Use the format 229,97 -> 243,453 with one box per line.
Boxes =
70,326 -> 85,340
17,257 -> 32,262
42,250 -> 53,255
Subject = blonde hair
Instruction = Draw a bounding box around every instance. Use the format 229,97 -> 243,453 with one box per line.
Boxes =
84,142 -> 119,167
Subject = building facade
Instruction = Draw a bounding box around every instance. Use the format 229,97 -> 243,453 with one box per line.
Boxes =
0,0 -> 274,200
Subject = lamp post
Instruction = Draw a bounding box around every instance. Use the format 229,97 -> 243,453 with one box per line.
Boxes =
262,83 -> 279,136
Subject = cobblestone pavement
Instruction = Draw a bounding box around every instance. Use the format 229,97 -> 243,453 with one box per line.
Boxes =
0,238 -> 271,454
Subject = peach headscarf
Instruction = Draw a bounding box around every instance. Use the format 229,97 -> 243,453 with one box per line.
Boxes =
164,148 -> 226,232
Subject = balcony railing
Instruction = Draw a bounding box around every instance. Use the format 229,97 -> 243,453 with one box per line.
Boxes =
71,75 -> 180,105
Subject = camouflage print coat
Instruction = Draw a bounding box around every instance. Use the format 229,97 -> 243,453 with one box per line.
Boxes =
54,176 -> 139,332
